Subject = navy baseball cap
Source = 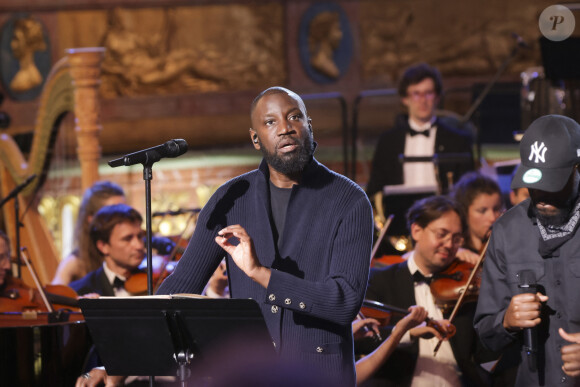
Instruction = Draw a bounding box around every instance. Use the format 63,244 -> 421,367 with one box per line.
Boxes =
511,115 -> 580,192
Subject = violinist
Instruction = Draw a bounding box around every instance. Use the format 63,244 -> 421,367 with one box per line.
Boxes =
70,203 -> 140,386
475,115 -> 580,386
363,195 -> 491,387
450,171 -> 503,255
70,203 -> 144,297
73,205 -> 175,387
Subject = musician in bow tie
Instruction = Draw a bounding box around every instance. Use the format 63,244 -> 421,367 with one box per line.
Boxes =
363,195 -> 492,387
70,203 -> 145,297
366,62 -> 475,199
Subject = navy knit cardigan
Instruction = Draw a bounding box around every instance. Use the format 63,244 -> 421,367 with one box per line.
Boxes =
157,157 -> 373,386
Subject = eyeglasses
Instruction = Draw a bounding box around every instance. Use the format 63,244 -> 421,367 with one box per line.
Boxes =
426,227 -> 464,246
407,90 -> 436,101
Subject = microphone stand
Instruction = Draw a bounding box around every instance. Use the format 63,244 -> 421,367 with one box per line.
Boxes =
143,165 -> 154,297
108,140 -> 188,387
0,175 -> 37,279
108,160 -> 157,387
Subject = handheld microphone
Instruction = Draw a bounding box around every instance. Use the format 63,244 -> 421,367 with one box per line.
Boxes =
108,139 -> 188,168
518,269 -> 538,372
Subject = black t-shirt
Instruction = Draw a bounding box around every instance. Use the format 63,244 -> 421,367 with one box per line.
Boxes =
269,180 -> 292,247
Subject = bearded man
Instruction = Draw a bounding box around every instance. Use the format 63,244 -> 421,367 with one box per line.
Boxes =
156,86 -> 374,386
475,115 -> 580,387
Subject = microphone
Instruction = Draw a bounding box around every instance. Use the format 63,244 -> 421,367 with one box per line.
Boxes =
0,174 -> 36,208
108,139 -> 188,168
512,32 -> 531,49
518,269 -> 537,372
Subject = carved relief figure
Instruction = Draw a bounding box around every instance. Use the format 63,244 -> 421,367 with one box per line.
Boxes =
9,17 -> 47,92
99,6 -> 285,97
308,11 -> 342,79
100,8 -> 208,96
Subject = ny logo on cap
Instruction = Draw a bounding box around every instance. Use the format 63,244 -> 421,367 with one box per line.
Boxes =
529,141 -> 547,163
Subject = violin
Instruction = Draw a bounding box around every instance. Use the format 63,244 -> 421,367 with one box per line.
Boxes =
432,238 -> 490,356
125,217 -> 194,295
125,207 -> 200,296
429,259 -> 481,313
1,248 -> 83,327
0,276 -> 80,313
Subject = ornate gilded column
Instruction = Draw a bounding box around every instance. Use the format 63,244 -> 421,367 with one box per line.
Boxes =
66,47 -> 106,191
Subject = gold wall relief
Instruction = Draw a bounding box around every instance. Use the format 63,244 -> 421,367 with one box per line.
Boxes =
9,17 -> 46,93
0,15 -> 51,100
359,0 -> 553,84
308,11 -> 342,79
54,5 -> 285,98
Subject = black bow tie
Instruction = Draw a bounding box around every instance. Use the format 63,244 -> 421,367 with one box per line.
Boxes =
112,277 -> 125,289
407,128 -> 431,137
412,271 -> 433,284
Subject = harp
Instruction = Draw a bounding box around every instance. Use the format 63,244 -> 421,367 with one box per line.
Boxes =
0,47 -> 105,285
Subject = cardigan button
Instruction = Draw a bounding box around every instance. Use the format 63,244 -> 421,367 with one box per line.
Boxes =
299,302 -> 306,309
316,346 -> 324,353
268,294 -> 276,301
271,305 -> 279,313
285,298 -> 291,305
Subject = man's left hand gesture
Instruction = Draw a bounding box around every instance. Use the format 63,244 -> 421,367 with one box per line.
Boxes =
559,328 -> 580,378
215,225 -> 271,288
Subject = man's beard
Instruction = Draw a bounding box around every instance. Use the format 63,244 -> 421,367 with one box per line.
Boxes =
532,195 -> 577,226
259,132 -> 314,175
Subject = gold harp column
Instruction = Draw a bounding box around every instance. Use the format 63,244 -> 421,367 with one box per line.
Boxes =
66,47 -> 105,191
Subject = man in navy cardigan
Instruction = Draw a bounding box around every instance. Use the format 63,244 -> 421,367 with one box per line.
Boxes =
157,87 -> 374,386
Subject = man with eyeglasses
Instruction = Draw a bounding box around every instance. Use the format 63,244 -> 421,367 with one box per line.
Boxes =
366,62 -> 474,200
362,195 -> 492,386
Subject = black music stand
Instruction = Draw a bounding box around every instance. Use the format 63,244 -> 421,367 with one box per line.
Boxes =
78,296 -> 273,386
381,184 -> 438,236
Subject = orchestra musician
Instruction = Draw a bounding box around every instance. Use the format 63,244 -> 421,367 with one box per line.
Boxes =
475,115 -> 580,386
156,86 -> 374,386
354,305 -> 428,385
52,181 -> 126,285
70,203 -> 144,297
364,195 -> 493,386
72,203 -> 151,386
365,62 -> 474,200
450,172 -> 504,254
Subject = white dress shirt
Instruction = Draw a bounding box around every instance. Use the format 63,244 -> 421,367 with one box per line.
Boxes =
103,263 -> 130,297
405,253 -> 462,387
403,117 -> 438,188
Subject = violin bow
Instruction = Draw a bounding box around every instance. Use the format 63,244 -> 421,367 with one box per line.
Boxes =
370,214 -> 394,259
433,236 -> 491,356
19,247 -> 54,313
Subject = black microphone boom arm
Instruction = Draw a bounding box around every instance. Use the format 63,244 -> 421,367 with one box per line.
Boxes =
108,139 -> 188,168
